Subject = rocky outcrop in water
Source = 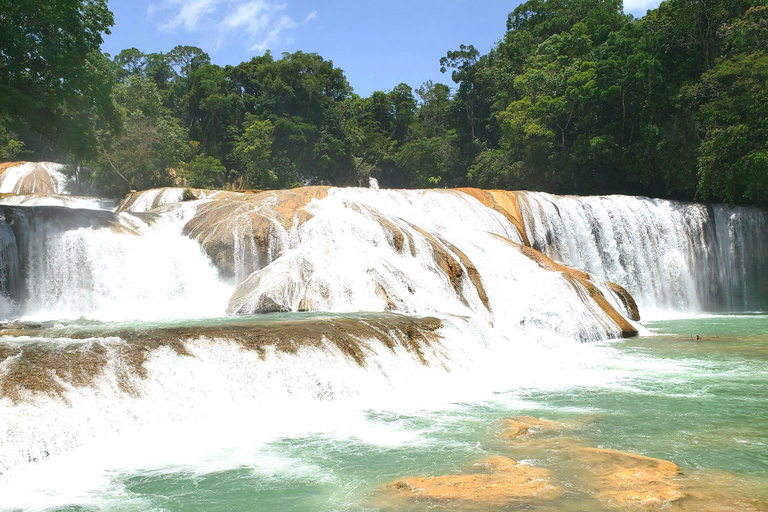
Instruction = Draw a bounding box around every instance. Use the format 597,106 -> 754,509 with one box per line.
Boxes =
502,416 -> 564,437
455,187 -> 531,246
167,184 -> 641,338
0,313 -> 443,403
578,447 -> 684,507
115,187 -> 250,213
490,233 -> 639,337
385,456 -> 561,504
0,162 -> 66,195
0,169 -> 642,340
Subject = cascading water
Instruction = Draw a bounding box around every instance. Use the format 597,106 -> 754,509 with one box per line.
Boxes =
0,204 -> 233,321
1,175 -> 767,511
516,192 -> 768,316
0,163 -> 67,195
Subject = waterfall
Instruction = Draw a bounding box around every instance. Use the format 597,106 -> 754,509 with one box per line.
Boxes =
2,182 -> 766,490
0,162 -> 67,195
516,192 -> 768,315
0,205 -> 233,321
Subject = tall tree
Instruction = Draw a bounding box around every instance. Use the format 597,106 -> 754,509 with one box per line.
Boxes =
693,6 -> 768,204
0,0 -> 117,157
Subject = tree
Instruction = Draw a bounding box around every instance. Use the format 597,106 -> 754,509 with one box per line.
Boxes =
693,6 -> 768,204
230,51 -> 354,184
182,155 -> 227,190
230,117 -> 279,189
415,81 -> 452,138
0,0 -> 116,150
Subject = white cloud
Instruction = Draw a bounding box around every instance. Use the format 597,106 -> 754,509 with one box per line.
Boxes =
152,0 -> 222,31
623,0 -> 663,15
149,0 -> 316,53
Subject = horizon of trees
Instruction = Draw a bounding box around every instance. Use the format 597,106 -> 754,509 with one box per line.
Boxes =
1,0 -> 766,205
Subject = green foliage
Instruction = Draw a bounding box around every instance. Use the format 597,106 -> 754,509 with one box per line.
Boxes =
231,117 -> 280,189
395,133 -> 459,188
693,6 -> 768,204
182,155 -> 227,190
0,118 -> 25,160
6,0 -> 766,204
0,0 -> 118,159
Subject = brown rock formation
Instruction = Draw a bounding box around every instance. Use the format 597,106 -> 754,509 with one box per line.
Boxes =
345,202 -> 416,256
455,188 -> 531,246
492,233 -> 638,337
502,416 -> 564,438
577,447 -> 684,507
0,162 -> 62,195
0,161 -> 26,175
183,186 -> 329,278
385,456 -> 561,504
0,313 -> 441,403
607,281 -> 641,321
409,224 -> 491,312
115,187 -> 250,212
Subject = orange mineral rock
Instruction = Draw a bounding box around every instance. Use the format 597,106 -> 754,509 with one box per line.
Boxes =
386,456 -> 561,504
577,447 -> 684,507
502,416 -> 564,438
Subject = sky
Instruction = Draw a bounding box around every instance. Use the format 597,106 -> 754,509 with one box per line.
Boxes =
102,0 -> 665,98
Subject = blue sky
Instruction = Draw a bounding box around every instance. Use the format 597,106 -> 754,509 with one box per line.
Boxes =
102,0 -> 664,97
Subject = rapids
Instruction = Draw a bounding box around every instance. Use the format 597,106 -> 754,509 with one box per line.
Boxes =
0,162 -> 765,511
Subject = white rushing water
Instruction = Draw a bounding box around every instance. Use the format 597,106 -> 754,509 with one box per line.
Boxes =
0,204 -> 232,321
0,163 -> 67,195
517,192 -> 768,316
0,182 -> 766,510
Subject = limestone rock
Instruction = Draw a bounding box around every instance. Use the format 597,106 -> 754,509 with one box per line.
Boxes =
0,313 -> 443,403
409,224 -> 491,312
492,233 -> 638,338
0,162 -> 65,195
455,187 -> 531,246
116,187 -> 250,213
578,447 -> 684,507
607,281 -> 641,321
386,456 -> 561,504
502,416 -> 564,438
183,186 -> 329,278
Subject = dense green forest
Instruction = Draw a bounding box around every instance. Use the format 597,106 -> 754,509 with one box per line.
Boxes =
1,0 -> 766,204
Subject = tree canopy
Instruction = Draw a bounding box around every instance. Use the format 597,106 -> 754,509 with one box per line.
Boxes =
0,0 -> 118,159
5,0 -> 767,205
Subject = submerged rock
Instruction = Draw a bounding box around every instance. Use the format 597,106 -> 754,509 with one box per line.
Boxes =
502,416 -> 564,438
385,456 -> 561,504
577,447 -> 684,507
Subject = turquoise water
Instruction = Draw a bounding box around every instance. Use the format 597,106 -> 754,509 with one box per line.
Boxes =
3,315 -> 767,511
